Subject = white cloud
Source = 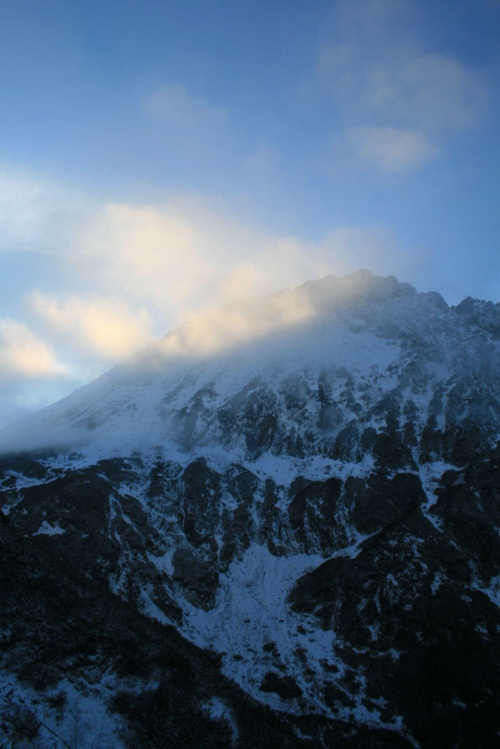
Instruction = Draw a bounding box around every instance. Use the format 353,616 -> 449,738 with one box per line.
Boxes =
0,163 -> 418,425
0,166 -> 89,252
315,0 -> 489,172
341,126 -> 437,172
76,202 -> 215,317
31,294 -> 155,360
24,209 -> 407,364
161,288 -> 315,358
144,84 -> 229,130
351,53 -> 488,134
0,319 -> 67,380
1,169 -> 408,346
72,198 -> 334,323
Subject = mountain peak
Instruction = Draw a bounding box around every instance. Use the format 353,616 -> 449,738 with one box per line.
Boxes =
1,269 -> 498,458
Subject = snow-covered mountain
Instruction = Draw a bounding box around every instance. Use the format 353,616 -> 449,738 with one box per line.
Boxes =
5,269 -> 500,457
1,270 -> 500,748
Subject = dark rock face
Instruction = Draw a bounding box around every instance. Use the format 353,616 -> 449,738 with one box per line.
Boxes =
349,472 -> 425,534
0,519 -> 336,749
182,458 -> 221,547
288,477 -> 345,553
3,444 -> 500,747
288,490 -> 500,747
218,381 -> 280,458
259,672 -> 302,699
173,547 -> 219,609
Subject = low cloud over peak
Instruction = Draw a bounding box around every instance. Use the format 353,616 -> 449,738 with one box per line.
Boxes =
31,293 -> 155,360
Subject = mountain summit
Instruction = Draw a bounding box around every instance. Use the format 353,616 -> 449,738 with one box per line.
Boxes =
3,269 -> 499,457
1,271 -> 500,748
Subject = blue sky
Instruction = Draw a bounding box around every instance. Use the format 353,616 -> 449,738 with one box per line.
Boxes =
1,0 -> 499,426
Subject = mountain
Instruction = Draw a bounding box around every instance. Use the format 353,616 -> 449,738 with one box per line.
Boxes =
1,270 -> 500,748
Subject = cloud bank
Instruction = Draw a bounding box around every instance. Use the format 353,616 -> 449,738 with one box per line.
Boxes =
0,161 -> 414,427
31,293 -> 155,360
316,0 -> 488,173
0,2 -> 492,430
0,319 -> 67,380
0,3 -> 497,431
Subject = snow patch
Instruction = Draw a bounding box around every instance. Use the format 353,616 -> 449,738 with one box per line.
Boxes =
177,543 -> 338,713
204,697 -> 239,743
34,520 -> 66,536
472,575 -> 500,608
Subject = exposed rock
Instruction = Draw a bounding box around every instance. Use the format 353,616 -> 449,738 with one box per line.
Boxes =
259,672 -> 302,699
172,547 -> 219,609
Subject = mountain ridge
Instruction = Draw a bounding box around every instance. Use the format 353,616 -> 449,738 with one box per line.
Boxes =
1,270 -> 500,748
2,269 -> 499,458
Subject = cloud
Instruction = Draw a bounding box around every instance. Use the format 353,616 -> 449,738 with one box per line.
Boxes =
141,84 -> 239,176
160,287 -> 315,359
72,198 -> 334,323
31,294 -> 155,360
320,225 -> 410,277
0,163 -> 418,425
1,169 -> 407,342
0,319 -> 67,380
144,84 -> 229,131
74,201 -> 405,325
16,188 -> 407,347
244,142 -> 281,186
344,53 -> 488,134
75,202 -> 215,317
314,0 -> 489,172
337,126 -> 437,173
0,166 -> 89,252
